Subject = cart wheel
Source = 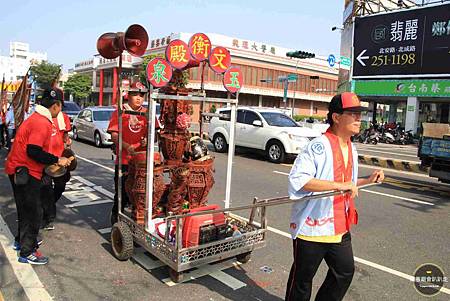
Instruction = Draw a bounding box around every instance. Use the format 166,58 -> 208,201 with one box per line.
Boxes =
168,268 -> 184,283
236,252 -> 252,263
111,222 -> 134,261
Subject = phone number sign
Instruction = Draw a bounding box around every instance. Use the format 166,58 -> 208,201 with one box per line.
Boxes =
352,3 -> 450,78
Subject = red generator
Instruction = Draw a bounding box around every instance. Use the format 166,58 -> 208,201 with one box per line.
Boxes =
182,204 -> 227,248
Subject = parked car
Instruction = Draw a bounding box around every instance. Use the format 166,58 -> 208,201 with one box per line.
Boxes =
72,106 -> 114,147
208,107 -> 322,163
62,101 -> 82,121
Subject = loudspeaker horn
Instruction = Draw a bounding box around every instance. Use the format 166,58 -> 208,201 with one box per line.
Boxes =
123,24 -> 148,57
96,24 -> 149,59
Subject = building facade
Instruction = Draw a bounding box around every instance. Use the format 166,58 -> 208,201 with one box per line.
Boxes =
73,32 -> 339,120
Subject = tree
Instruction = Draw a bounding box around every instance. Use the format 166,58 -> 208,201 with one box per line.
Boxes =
63,73 -> 92,101
30,61 -> 62,88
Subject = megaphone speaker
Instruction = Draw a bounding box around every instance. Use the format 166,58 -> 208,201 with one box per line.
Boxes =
96,24 -> 149,59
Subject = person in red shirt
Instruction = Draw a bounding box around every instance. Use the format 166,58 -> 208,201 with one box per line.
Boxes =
40,99 -> 72,231
107,81 -> 149,226
5,88 -> 71,265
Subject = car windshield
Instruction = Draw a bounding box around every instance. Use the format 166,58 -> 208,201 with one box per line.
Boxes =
63,102 -> 81,111
93,110 -> 113,121
260,112 -> 298,127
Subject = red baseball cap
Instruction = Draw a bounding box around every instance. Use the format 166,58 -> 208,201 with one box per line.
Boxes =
328,92 -> 368,113
128,81 -> 148,93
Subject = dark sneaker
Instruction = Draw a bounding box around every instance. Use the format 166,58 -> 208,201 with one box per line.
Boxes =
13,238 -> 43,251
18,252 -> 49,265
13,241 -> 20,251
43,223 -> 55,231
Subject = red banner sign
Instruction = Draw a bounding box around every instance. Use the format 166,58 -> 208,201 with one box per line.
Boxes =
189,33 -> 212,62
223,66 -> 243,94
209,46 -> 231,74
146,58 -> 173,88
166,39 -> 190,70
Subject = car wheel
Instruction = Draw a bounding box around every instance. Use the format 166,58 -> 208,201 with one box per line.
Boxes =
72,127 -> 79,140
266,141 -> 285,164
94,131 -> 103,147
213,134 -> 228,153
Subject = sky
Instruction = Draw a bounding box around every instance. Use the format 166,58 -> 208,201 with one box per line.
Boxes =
0,0 -> 345,70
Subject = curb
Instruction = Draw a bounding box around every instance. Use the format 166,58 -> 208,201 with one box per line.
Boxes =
358,155 -> 429,174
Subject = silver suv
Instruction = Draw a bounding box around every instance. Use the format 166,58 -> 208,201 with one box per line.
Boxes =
208,107 -> 321,163
72,106 -> 115,147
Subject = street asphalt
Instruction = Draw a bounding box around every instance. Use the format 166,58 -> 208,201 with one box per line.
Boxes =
0,139 -> 448,301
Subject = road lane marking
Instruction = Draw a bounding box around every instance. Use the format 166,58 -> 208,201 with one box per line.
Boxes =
273,171 -> 434,206
357,149 -> 419,160
0,214 -> 53,301
76,156 -> 449,294
359,189 -> 434,206
209,270 -> 247,290
64,176 -> 113,208
97,227 -> 112,234
76,155 -> 115,172
162,259 -> 246,289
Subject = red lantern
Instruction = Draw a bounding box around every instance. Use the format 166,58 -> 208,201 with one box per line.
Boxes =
188,33 -> 212,62
166,39 -> 190,70
146,58 -> 172,88
208,46 -> 231,74
223,66 -> 243,94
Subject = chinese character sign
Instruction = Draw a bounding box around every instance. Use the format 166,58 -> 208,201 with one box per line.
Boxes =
189,33 -> 212,61
166,39 -> 190,70
223,67 -> 243,94
209,46 -> 231,74
146,58 -> 172,88
353,3 -> 450,77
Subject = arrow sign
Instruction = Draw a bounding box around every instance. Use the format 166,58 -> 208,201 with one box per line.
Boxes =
327,54 -> 336,67
356,49 -> 369,66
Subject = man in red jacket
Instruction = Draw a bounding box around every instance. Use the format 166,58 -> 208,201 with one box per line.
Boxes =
40,93 -> 72,231
5,88 -> 71,265
107,81 -> 149,226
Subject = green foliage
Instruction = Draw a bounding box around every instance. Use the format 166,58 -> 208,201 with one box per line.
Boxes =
293,115 -> 327,122
63,73 -> 92,100
139,54 -> 189,89
30,61 -> 62,88
209,104 -> 217,113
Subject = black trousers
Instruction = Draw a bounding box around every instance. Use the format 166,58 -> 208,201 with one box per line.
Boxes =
41,172 -> 70,224
9,175 -> 43,257
285,232 -> 355,301
0,124 -> 5,146
111,165 -> 129,225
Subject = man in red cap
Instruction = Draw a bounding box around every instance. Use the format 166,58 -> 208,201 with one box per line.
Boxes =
285,92 -> 384,301
5,88 -> 71,265
107,81 -> 150,225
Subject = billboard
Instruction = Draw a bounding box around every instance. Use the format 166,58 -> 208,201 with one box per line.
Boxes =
352,3 -> 450,78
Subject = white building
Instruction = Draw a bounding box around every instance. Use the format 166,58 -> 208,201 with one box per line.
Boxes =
0,42 -> 47,82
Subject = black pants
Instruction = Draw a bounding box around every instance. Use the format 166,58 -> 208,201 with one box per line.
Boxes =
9,175 -> 43,257
6,128 -> 15,150
0,124 -> 5,146
285,232 -> 355,301
111,165 -> 129,225
41,172 -> 70,224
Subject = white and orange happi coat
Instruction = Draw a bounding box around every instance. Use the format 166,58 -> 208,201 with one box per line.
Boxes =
288,130 -> 359,238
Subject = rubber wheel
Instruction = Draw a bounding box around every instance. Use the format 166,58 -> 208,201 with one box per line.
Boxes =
213,134 -> 228,153
266,141 -> 285,163
236,252 -> 252,263
168,268 -> 184,283
72,127 -> 78,140
111,222 -> 134,261
94,131 -> 102,147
